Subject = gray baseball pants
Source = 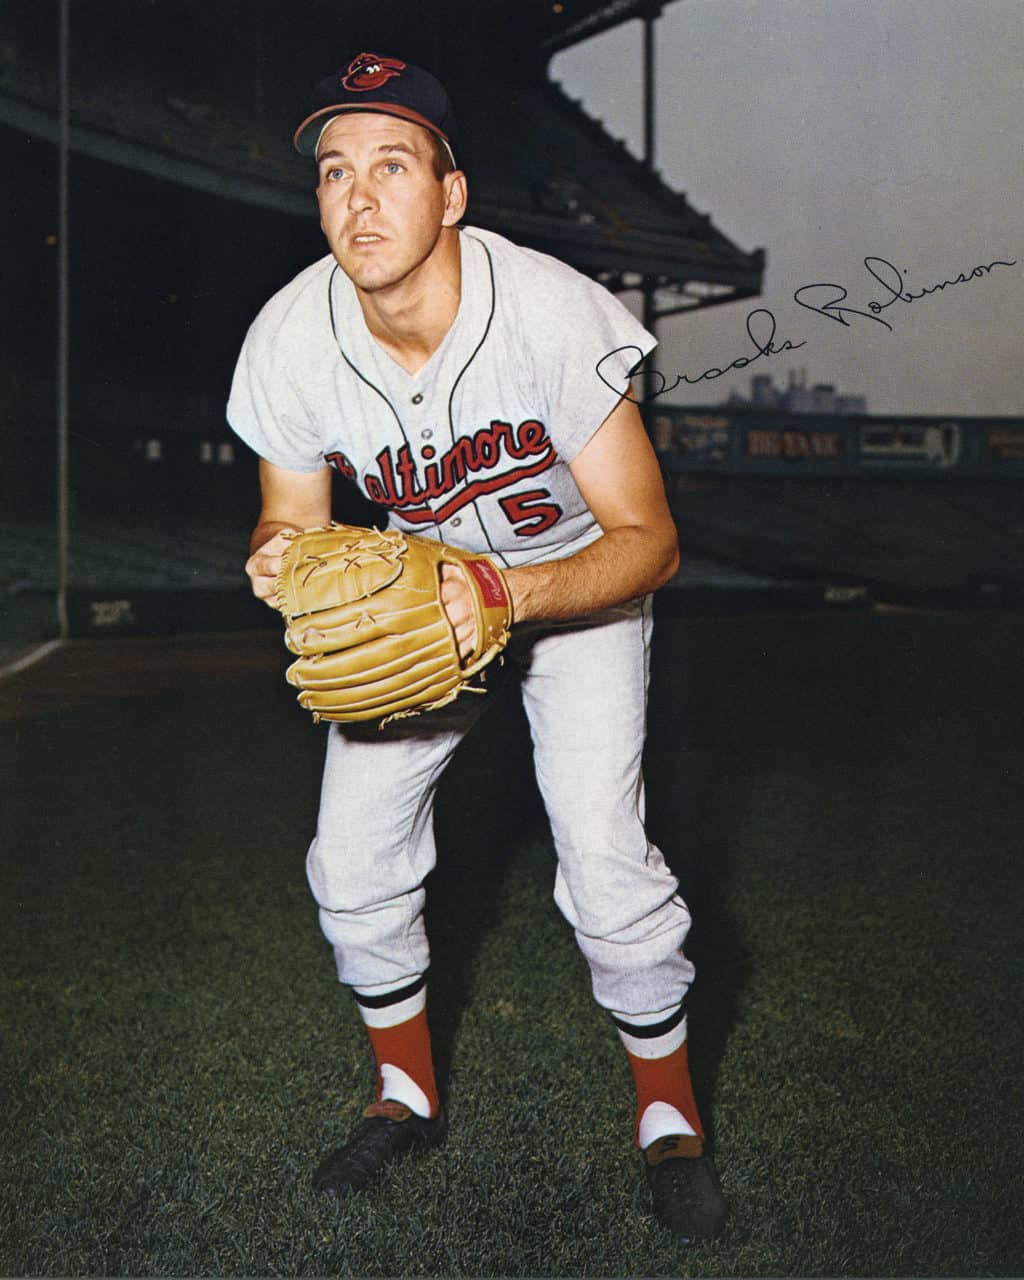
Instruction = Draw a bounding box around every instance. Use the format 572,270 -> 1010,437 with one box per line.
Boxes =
304,595 -> 695,1018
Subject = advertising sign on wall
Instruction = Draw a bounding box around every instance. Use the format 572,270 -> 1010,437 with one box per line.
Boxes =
654,408 -> 1024,479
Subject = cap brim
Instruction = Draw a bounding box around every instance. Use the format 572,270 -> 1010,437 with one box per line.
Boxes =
294,102 -> 454,159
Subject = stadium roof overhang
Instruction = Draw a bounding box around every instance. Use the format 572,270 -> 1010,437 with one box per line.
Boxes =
0,0 -> 764,314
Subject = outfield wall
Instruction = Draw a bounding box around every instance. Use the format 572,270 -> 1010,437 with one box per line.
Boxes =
4,404 -> 1024,661
650,407 -> 1024,479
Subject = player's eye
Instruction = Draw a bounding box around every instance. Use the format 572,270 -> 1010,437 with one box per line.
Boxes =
323,166 -> 347,182
382,161 -> 404,175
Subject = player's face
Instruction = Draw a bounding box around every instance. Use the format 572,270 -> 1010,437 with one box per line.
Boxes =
315,114 -> 465,295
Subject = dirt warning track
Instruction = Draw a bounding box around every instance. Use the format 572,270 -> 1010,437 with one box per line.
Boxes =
0,631 -> 284,722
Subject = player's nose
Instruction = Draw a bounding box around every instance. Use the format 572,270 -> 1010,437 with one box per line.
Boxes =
347,174 -> 378,213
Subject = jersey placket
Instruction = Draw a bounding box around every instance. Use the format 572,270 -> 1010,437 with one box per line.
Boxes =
409,381 -> 491,550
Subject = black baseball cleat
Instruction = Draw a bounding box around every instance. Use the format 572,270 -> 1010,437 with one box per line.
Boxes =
312,1099 -> 448,1198
643,1133 -> 728,1243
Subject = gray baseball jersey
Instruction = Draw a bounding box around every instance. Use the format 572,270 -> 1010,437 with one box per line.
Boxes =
227,226 -> 655,568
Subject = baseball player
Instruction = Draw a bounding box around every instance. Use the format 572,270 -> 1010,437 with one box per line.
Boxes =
228,52 -> 727,1242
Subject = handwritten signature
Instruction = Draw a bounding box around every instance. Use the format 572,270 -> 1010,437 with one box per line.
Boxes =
795,255 -> 1017,332
597,308 -> 806,401
600,253 -> 1017,403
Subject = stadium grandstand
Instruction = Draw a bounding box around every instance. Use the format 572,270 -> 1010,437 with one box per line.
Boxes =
1,0 -> 1022,662
0,1 -> 764,295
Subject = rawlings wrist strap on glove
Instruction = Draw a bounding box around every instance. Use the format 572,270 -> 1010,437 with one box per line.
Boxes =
274,523 -> 513,725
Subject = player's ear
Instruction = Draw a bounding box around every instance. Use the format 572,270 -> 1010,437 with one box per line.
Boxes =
441,170 -> 467,228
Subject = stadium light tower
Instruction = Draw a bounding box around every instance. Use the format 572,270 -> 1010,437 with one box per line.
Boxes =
57,0 -> 70,640
641,4 -> 662,406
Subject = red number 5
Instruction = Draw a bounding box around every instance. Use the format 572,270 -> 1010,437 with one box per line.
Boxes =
499,488 -> 564,537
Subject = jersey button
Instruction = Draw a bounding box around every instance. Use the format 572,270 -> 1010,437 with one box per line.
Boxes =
411,393 -> 424,404
421,429 -> 433,440
451,517 -> 463,527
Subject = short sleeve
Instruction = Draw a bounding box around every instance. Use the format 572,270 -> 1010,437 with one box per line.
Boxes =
226,308 -> 325,473
528,269 -> 656,462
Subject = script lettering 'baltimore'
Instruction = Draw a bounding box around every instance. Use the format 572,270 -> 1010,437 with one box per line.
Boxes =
325,418 -> 558,527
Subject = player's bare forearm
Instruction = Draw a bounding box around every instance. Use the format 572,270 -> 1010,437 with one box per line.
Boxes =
502,393 -> 680,622
245,459 -> 332,602
505,522 -> 679,623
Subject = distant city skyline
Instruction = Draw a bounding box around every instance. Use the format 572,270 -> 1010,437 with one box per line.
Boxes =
723,372 -> 867,417
552,0 -> 1022,417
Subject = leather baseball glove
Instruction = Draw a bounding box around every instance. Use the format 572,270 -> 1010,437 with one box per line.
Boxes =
274,523 -> 513,724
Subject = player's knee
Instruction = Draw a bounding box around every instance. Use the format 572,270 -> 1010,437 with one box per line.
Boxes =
545,804 -> 649,886
551,842 -> 682,941
539,759 -> 644,836
305,836 -> 389,914
554,883 -> 646,940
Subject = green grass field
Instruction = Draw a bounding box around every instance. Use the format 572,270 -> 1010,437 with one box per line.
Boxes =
2,609 -> 1023,1277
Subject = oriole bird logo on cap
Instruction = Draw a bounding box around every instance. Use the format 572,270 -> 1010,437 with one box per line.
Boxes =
342,53 -> 406,92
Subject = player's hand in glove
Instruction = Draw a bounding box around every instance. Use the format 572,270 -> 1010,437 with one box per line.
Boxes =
273,523 -> 513,725
246,528 -> 300,603
439,562 -> 483,660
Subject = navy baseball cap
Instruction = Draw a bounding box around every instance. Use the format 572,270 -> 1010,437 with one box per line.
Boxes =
294,52 -> 458,165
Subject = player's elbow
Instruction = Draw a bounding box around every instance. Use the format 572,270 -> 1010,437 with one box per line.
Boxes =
658,539 -> 681,590
648,521 -> 680,592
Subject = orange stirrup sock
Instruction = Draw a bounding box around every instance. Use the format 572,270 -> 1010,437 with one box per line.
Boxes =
353,977 -> 440,1120
626,1040 -> 704,1147
613,1003 -> 704,1148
